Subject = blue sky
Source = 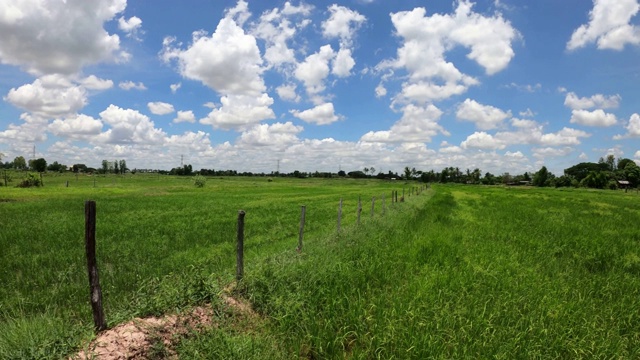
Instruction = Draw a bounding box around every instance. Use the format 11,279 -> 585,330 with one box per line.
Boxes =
0,0 -> 639,175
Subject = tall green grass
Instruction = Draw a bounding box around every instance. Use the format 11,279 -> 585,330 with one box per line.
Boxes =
182,185 -> 640,358
0,174 -> 401,358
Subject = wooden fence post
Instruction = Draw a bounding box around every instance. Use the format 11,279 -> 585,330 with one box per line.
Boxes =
357,196 -> 362,225
337,198 -> 343,232
371,197 -> 375,218
298,206 -> 306,251
236,210 -> 246,282
85,200 -> 107,332
66,180 -> 69,188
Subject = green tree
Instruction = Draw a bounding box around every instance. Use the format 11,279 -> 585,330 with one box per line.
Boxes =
532,166 -> 549,187
624,162 -> 640,187
606,154 -> 616,171
101,160 -> 109,174
30,158 -> 47,173
13,156 -> 27,170
114,160 -> 119,174
47,161 -> 65,172
617,158 -> 635,171
404,166 -> 412,180
119,159 -> 127,174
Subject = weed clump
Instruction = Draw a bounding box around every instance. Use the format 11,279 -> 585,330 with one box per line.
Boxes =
193,174 -> 206,188
17,173 -> 42,188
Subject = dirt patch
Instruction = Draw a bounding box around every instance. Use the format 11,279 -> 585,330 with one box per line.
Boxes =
71,293 -> 255,360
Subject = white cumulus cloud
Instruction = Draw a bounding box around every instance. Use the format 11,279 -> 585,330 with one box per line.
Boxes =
564,91 -> 621,110
148,102 -> 175,115
567,0 -> 640,50
570,109 -> 617,127
456,99 -> 512,130
174,110 -> 196,124
291,103 -> 341,125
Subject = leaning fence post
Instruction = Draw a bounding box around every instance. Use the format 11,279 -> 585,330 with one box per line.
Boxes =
357,196 -> 362,225
85,200 -> 107,332
337,198 -> 343,232
236,210 -> 246,282
298,205 -> 306,251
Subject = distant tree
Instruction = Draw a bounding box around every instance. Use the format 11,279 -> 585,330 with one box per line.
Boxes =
338,170 -> 346,177
617,158 -> 635,171
581,171 -> 608,189
101,160 -> 109,174
13,156 -> 27,170
347,170 -> 366,178
114,160 -> 119,174
73,164 -> 88,173
624,162 -> 640,187
370,166 -> 376,176
554,175 -> 573,188
364,167 -> 370,176
29,158 -> 47,173
404,166 -> 412,180
564,162 -> 609,182
606,154 -> 616,172
47,161 -> 66,172
119,159 -> 127,174
532,166 -> 549,187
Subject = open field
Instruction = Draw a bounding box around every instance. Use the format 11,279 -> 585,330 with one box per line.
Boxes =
2,175 -> 640,358
0,173 -> 402,358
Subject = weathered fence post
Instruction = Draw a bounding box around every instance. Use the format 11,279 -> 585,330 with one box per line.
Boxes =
357,196 -> 362,225
371,197 -> 375,218
395,190 -> 398,203
337,198 -> 343,232
66,180 -> 69,188
236,210 -> 245,282
40,173 -> 44,187
298,206 -> 306,251
85,200 -> 107,332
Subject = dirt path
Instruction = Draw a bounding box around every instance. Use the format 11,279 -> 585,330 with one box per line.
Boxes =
70,294 -> 255,360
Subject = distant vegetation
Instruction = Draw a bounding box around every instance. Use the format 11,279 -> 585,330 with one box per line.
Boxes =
1,153 -> 637,190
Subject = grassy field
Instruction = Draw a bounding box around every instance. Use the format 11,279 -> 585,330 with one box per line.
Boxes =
2,173 -> 640,358
0,172 -> 403,358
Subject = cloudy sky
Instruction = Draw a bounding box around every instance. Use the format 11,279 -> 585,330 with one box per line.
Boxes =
1,0 -> 639,175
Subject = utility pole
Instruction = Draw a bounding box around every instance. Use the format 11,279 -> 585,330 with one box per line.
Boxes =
277,159 -> 280,174
180,155 -> 184,167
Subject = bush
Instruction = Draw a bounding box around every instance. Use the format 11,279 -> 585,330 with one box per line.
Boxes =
193,174 -> 206,188
17,173 -> 42,188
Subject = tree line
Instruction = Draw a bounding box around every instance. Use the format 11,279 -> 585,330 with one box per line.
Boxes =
1,152 -> 638,190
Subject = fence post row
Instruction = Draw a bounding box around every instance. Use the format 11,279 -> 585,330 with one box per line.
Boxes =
84,200 -> 107,333
298,205 -> 306,251
236,210 -> 245,282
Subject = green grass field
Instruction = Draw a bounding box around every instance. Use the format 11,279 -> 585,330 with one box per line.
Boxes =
1,173 -> 640,358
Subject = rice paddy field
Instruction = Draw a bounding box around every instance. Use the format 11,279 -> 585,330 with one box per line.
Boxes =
1,173 -> 640,359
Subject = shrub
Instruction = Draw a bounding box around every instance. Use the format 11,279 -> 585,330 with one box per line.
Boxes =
17,173 -> 42,188
193,174 -> 206,188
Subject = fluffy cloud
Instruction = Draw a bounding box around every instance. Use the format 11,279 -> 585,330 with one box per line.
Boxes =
96,105 -> 166,145
148,102 -> 175,115
161,8 -> 265,96
118,16 -> 143,40
564,92 -> 621,110
200,94 -> 275,130
570,109 -> 617,127
539,127 -> 590,146
80,75 -> 114,90
456,99 -> 512,130
295,45 -> 335,97
380,1 -> 518,105
360,104 -> 446,143
461,131 -> 506,150
614,113 -> 640,138
532,147 -> 574,159
174,110 -> 196,124
237,122 -> 303,148
48,114 -> 103,139
332,47 -> 356,77
170,83 -> 182,94
5,76 -> 87,118
567,0 -> 640,50
119,81 -> 147,90
0,0 -> 128,75
322,4 -> 366,45
276,84 -> 301,102
291,102 -> 341,125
